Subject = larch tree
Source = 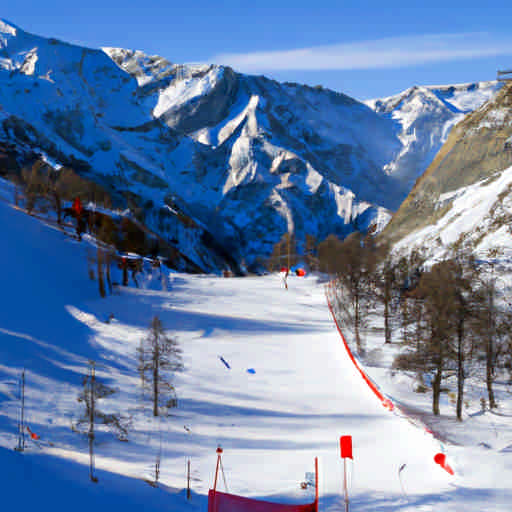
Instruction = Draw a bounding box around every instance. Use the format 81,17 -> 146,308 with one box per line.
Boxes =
472,261 -> 511,410
317,234 -> 344,276
395,262 -> 456,416
445,247 -> 478,421
373,246 -> 398,344
334,232 -> 377,353
138,316 -> 184,417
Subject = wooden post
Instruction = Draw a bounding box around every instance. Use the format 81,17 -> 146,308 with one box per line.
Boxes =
16,369 -> 26,452
187,459 -> 191,500
287,233 -> 290,274
89,361 -> 98,483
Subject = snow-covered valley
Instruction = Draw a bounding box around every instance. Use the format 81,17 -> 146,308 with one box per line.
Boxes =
1,179 -> 512,511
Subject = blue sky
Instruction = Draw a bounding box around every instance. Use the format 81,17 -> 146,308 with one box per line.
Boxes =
3,0 -> 512,99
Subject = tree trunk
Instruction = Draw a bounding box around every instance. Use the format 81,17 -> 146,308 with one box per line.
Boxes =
456,322 -> 465,421
89,364 -> 96,482
153,343 -> 159,417
486,335 -> 497,409
354,291 -> 361,352
55,193 -> 62,225
486,281 -> 497,409
432,366 -> 442,416
123,264 -> 128,286
400,299 -> 409,344
97,248 -> 106,298
384,284 -> 391,344
106,253 -> 112,295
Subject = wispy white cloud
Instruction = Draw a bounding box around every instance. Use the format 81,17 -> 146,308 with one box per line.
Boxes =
211,33 -> 512,72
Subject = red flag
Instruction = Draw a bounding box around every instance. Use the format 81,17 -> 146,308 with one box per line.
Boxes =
26,426 -> 40,441
434,453 -> 454,475
340,436 -> 353,459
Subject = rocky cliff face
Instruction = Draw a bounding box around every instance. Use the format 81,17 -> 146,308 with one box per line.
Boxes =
365,81 -> 501,192
382,81 -> 512,259
0,19 -> 501,270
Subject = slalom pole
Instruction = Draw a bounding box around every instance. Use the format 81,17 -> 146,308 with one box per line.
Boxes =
187,459 -> 191,500
343,458 -> 349,512
340,436 -> 352,512
21,369 -> 25,451
16,369 -> 26,452
315,457 -> 319,512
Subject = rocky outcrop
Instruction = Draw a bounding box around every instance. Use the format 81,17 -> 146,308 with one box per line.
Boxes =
382,82 -> 512,245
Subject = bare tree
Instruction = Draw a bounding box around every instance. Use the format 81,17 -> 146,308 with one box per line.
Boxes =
45,169 -> 64,225
304,234 -> 319,271
21,161 -> 46,214
138,317 -> 184,417
97,248 -> 107,298
267,232 -> 298,287
446,248 -> 478,421
333,232 -> 377,353
374,249 -> 397,344
318,234 -> 343,276
395,262 -> 456,416
73,361 -> 129,482
472,263 -> 510,410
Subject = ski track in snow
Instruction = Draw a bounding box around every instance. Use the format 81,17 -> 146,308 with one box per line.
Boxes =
0,188 -> 511,510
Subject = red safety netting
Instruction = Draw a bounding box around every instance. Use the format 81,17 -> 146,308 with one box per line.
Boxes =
325,283 -> 394,411
208,490 -> 318,512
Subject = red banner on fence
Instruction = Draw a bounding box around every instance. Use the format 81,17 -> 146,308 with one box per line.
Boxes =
208,490 -> 317,512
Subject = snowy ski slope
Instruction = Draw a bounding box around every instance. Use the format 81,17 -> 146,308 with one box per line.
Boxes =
0,182 -> 511,511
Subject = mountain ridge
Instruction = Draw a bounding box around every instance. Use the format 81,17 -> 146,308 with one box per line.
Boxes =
0,18 -> 501,270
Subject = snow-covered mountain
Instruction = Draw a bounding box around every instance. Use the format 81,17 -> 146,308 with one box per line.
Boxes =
384,81 -> 512,266
365,81 -> 501,191
0,19 -> 501,269
392,163 -> 512,268
105,47 -> 401,253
